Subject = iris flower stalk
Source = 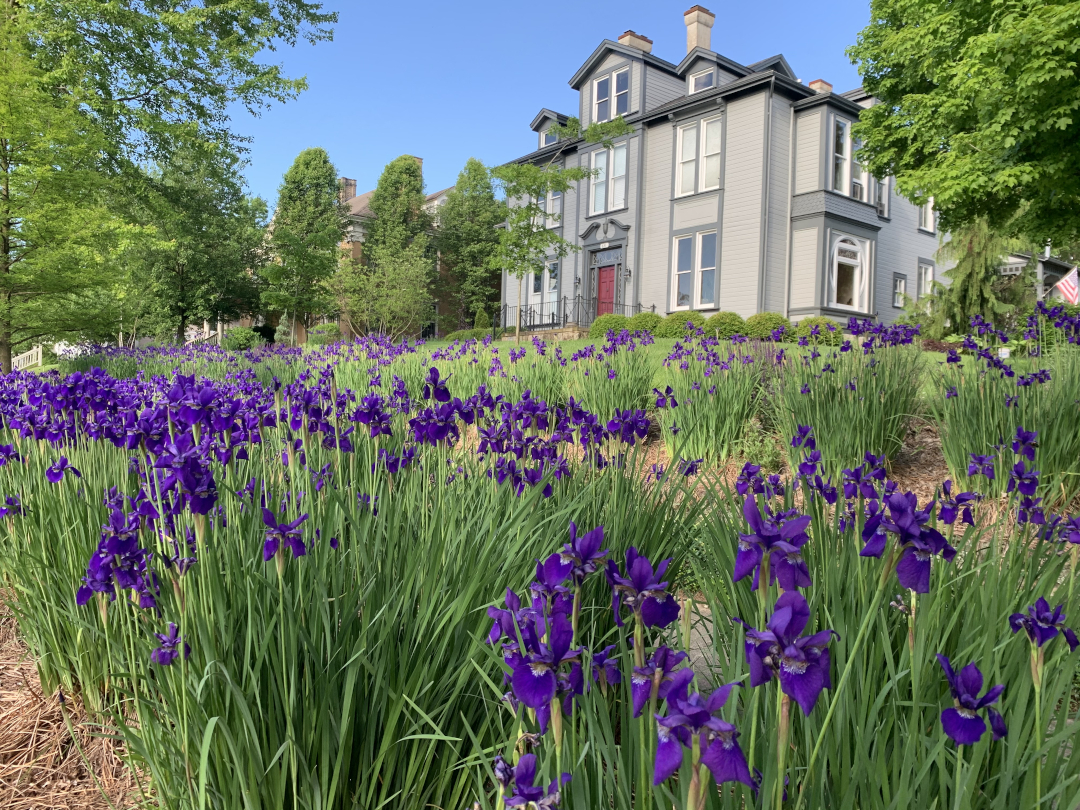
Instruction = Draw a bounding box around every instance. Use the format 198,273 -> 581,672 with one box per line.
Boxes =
792,543 -> 898,810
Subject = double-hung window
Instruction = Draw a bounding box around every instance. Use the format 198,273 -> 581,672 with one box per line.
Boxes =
873,176 -> 889,216
614,69 -> 629,117
832,117 -> 850,194
594,76 -> 610,123
917,263 -> 933,297
893,275 -> 906,308
548,189 -> 562,222
690,69 -> 714,94
671,231 -> 717,310
590,143 -> 628,214
919,199 -> 935,232
677,117 -> 722,196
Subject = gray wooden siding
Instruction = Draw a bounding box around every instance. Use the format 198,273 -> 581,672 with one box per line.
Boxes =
564,152 -> 582,296
717,69 -> 740,86
794,110 -> 821,195
718,92 -> 767,316
644,65 -> 684,112
639,123 -> 675,312
631,61 -> 642,114
763,93 -> 791,313
873,187 -> 947,324
789,227 -> 820,309
673,194 -> 719,230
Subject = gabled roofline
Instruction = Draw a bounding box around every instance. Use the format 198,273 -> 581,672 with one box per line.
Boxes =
791,87 -> 866,118
506,137 -> 583,167
639,70 -> 815,124
530,108 -> 571,132
745,53 -> 795,79
675,46 -> 750,78
569,39 -> 680,89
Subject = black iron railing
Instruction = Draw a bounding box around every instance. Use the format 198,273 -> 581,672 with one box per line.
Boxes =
496,296 -> 654,333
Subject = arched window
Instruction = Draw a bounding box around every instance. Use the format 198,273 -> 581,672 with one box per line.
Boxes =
830,236 -> 867,311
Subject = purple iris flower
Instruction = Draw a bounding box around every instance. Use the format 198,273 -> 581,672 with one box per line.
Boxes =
606,408 -> 650,445
677,457 -> 703,477
652,669 -> 753,790
630,645 -> 688,717
510,612 -> 581,709
653,386 -> 679,408
1061,516 -> 1080,545
741,592 -> 837,715
936,655 -> 1007,745
938,481 -> 980,526
1007,461 -> 1040,497
590,644 -> 622,690
606,547 -> 680,629
798,450 -> 821,477
530,552 -> 573,611
45,456 -> 81,483
502,753 -> 570,808
151,623 -> 191,666
967,454 -> 996,480
422,367 -> 451,402
735,463 -> 764,496
735,496 -> 812,591
559,522 -> 608,585
791,425 -> 815,451
842,465 -> 879,500
1012,427 -> 1038,461
860,492 -> 957,593
261,508 -> 308,561
1009,598 -> 1079,650
1018,496 -> 1045,525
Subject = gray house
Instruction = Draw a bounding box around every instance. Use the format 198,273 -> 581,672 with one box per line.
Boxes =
500,6 -> 944,331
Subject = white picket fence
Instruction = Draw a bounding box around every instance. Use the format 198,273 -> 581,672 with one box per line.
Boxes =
12,345 -> 42,371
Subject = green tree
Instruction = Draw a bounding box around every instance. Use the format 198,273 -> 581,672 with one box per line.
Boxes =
0,8 -> 137,371
120,152 -> 266,343
489,116 -> 633,340
434,158 -> 506,327
849,0 -> 1080,245
336,156 -> 434,338
264,148 -> 348,344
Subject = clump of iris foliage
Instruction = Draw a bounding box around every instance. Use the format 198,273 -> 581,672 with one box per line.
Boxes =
930,302 -> 1080,505
0,305 -> 1076,809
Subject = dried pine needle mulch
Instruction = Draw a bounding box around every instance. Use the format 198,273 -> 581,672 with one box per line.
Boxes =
0,600 -> 139,809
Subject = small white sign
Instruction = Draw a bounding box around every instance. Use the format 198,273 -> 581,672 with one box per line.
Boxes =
998,347 -> 1011,360
599,241 -> 610,249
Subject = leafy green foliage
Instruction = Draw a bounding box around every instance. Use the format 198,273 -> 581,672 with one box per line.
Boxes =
626,311 -> 663,334
703,311 -> 746,339
849,0 -> 1080,245
744,312 -> 790,339
793,315 -> 843,346
263,148 -> 348,343
654,312 -> 706,339
306,322 -> 342,346
434,159 -> 507,328
222,326 -> 266,351
588,314 -> 629,339
473,308 -> 491,330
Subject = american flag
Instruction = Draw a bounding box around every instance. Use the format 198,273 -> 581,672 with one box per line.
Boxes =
1054,267 -> 1079,305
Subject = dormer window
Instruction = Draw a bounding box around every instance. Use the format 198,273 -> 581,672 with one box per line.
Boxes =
594,68 -> 629,123
541,128 -> 558,148
690,69 -> 714,94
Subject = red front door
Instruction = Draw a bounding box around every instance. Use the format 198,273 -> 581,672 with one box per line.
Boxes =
598,265 -> 616,315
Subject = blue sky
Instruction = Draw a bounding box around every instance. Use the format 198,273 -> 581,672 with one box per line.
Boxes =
233,0 -> 871,207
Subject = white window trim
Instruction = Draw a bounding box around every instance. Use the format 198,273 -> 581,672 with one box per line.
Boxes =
917,262 -> 934,298
831,116 -> 851,196
589,149 -> 608,216
700,116 -> 722,192
893,275 -> 906,308
873,176 -> 890,217
671,235 -> 694,311
828,233 -> 870,312
613,68 -> 630,118
593,75 -> 611,123
540,128 -> 558,148
676,123 -> 698,197
689,68 -> 715,94
697,230 -> 718,308
919,198 -> 936,233
589,142 -> 629,215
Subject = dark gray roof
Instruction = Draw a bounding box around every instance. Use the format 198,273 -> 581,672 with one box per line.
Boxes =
569,40 -> 680,89
530,108 -> 571,132
639,70 -> 816,123
745,54 -> 796,79
675,46 -> 751,78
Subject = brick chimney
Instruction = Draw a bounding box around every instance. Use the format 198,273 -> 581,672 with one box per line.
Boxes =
808,79 -> 833,94
684,6 -> 715,53
618,30 -> 653,53
339,177 -> 357,202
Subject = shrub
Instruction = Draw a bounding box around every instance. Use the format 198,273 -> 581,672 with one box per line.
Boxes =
223,326 -> 266,351
306,323 -> 341,346
744,311 -> 791,340
626,311 -> 663,334
473,308 -> 491,330
588,313 -> 629,339
274,321 -> 294,345
793,315 -> 843,346
654,311 -> 706,339
703,311 -> 745,339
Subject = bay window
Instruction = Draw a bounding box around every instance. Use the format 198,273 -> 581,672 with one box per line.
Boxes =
832,118 -> 849,194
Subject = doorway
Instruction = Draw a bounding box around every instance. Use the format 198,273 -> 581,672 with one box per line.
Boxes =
597,265 -> 616,315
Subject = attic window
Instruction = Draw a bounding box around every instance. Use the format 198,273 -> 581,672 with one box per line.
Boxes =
541,128 -> 558,147
690,69 -> 714,94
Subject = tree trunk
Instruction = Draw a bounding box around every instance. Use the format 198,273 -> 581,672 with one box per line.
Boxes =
0,324 -> 10,375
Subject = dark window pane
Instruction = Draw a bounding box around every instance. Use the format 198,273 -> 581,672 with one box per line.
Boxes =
615,71 -> 628,94
677,237 -> 693,273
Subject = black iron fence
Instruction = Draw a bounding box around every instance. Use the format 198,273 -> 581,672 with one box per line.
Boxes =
496,296 -> 654,334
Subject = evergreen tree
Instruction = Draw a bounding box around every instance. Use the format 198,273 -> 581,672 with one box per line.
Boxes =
336,156 -> 434,338
264,148 -> 348,344
434,158 -> 506,328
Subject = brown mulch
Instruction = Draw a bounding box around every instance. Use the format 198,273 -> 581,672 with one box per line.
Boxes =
888,419 -> 952,504
0,600 -> 139,809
